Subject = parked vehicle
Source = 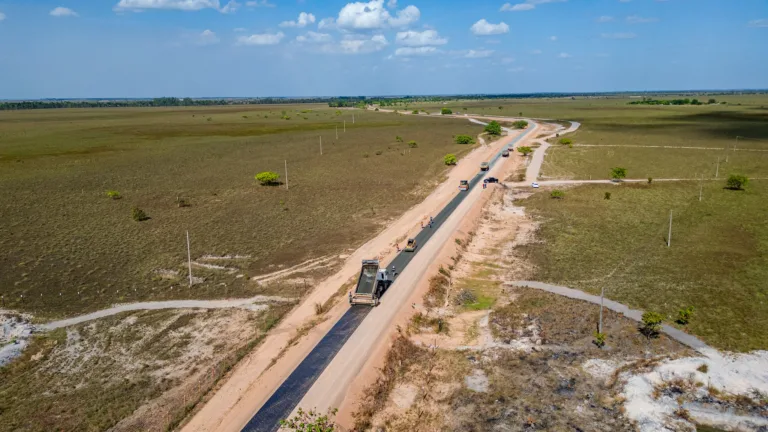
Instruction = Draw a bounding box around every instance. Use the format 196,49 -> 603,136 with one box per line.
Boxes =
484,177 -> 499,184
501,150 -> 510,157
459,180 -> 469,191
531,182 -> 540,188
480,162 -> 490,171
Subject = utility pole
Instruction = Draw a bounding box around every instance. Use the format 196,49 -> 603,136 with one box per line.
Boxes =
336,125 -> 338,140
715,157 -> 720,178
186,231 -> 193,287
344,120 -> 346,132
353,113 -> 355,124
320,136 -> 323,155
699,177 -> 703,202
599,286 -> 604,335
667,210 -> 673,248
285,160 -> 288,190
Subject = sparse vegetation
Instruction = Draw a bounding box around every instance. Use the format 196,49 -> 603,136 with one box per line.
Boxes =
604,192 -> 611,200
593,331 -> 606,348
550,190 -> 565,199
280,408 -> 338,432
677,306 -> 694,325
131,207 -> 149,222
512,120 -> 528,129
517,146 -> 533,156
255,171 -> 280,186
484,121 -> 502,136
611,167 -> 628,180
454,134 -> 474,144
444,153 -> 457,165
558,138 -> 572,145
408,140 -> 418,148
106,190 -> 121,200
441,108 -> 452,115
726,174 -> 749,190
640,311 -> 664,338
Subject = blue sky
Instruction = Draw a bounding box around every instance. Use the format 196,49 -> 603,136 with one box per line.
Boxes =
0,0 -> 766,98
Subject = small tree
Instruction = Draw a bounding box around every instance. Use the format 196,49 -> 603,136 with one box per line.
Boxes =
412,110 -> 419,115
593,332 -> 606,348
484,121 -> 502,136
106,190 -> 122,200
454,135 -> 474,144
677,306 -> 694,325
131,207 -> 149,222
517,146 -> 533,156
726,174 -> 749,190
558,138 -> 572,145
708,98 -> 717,104
648,177 -> 653,185
395,136 -> 403,142
462,107 -> 467,111
444,154 -> 457,165
441,108 -> 453,115
550,190 -> 565,199
280,408 -> 338,432
640,311 -> 664,338
255,171 -> 280,186
498,106 -> 503,110
408,140 -> 418,148
604,192 -> 611,200
611,167 -> 628,180
512,120 -> 528,129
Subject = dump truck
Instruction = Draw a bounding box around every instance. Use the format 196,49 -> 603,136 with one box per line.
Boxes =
348,259 -> 393,306
459,180 -> 469,191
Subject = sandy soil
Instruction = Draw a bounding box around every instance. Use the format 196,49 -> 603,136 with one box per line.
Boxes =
181,118 -> 529,432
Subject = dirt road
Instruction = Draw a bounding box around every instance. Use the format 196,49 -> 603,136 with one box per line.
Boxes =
182,118 -> 525,432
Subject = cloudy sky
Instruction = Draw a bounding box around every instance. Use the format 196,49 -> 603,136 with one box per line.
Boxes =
0,0 -> 766,98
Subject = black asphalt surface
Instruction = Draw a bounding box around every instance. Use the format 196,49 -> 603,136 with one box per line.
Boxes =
241,123 -> 534,432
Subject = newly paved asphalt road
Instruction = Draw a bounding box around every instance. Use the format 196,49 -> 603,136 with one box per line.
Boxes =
241,125 -> 534,432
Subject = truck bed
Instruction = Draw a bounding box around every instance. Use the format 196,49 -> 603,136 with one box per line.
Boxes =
355,265 -> 378,295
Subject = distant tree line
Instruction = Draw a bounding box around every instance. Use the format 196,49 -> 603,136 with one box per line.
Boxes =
628,97 -> 720,106
0,97 -> 337,111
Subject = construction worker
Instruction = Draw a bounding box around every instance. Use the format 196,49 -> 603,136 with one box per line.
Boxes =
396,244 -> 400,252
391,265 -> 397,277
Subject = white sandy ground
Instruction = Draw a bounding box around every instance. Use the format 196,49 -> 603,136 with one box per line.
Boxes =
0,314 -> 34,367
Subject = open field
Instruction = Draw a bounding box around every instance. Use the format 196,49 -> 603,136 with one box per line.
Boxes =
0,105 -> 482,319
0,304 -> 292,431
520,181 -> 768,352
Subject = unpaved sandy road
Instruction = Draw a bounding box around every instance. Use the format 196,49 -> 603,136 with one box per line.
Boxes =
182,118 -> 525,432
288,122 -> 540,422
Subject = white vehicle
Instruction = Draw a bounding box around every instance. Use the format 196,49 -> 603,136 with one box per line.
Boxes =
531,182 -> 540,188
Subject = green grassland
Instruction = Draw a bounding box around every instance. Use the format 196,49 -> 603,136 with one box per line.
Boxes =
0,105 -> 482,318
520,181 -> 768,352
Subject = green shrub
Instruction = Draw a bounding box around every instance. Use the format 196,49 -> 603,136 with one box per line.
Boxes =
395,136 -> 403,142
611,167 -> 628,180
484,121 -> 502,136
106,190 -> 121,200
444,154 -> 457,165
374,108 -> 379,111
648,177 -> 653,184
726,174 -> 749,190
676,306 -> 694,325
412,110 -> 419,114
408,141 -> 418,148
131,207 -> 149,222
604,192 -> 611,200
517,146 -> 533,156
363,153 -> 370,158
640,311 -> 664,338
558,138 -> 572,145
550,190 -> 565,199
441,108 -> 453,115
454,135 -> 474,144
255,171 -> 280,186
593,332 -> 606,348
512,120 -> 528,129
280,408 -> 338,431
375,150 -> 383,156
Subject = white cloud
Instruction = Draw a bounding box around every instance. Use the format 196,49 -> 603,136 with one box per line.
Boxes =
246,0 -> 274,6
596,15 -> 613,22
335,0 -> 419,30
748,19 -> 768,28
220,0 -> 238,13
601,32 -> 637,39
501,57 -> 515,64
549,35 -> 557,41
296,31 -> 332,43
237,31 -> 284,45
50,7 -> 78,17
500,0 -> 566,12
626,15 -> 658,23
198,29 -> 220,45
318,17 -> 336,29
114,0 -> 221,12
464,49 -> 494,58
395,46 -> 438,56
280,12 -> 316,28
337,34 -> 388,53
470,19 -> 509,36
387,0 -> 397,7
395,29 -> 447,46
233,27 -> 246,32
0,12 -> 5,21
558,52 -> 572,58
531,49 -> 542,54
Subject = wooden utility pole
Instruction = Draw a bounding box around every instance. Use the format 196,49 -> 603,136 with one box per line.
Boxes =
186,231 -> 193,287
353,113 -> 355,124
320,136 -> 323,155
599,286 -> 604,334
344,120 -> 346,132
285,160 -> 288,190
715,157 -> 720,178
667,210 -> 673,248
336,125 -> 338,140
